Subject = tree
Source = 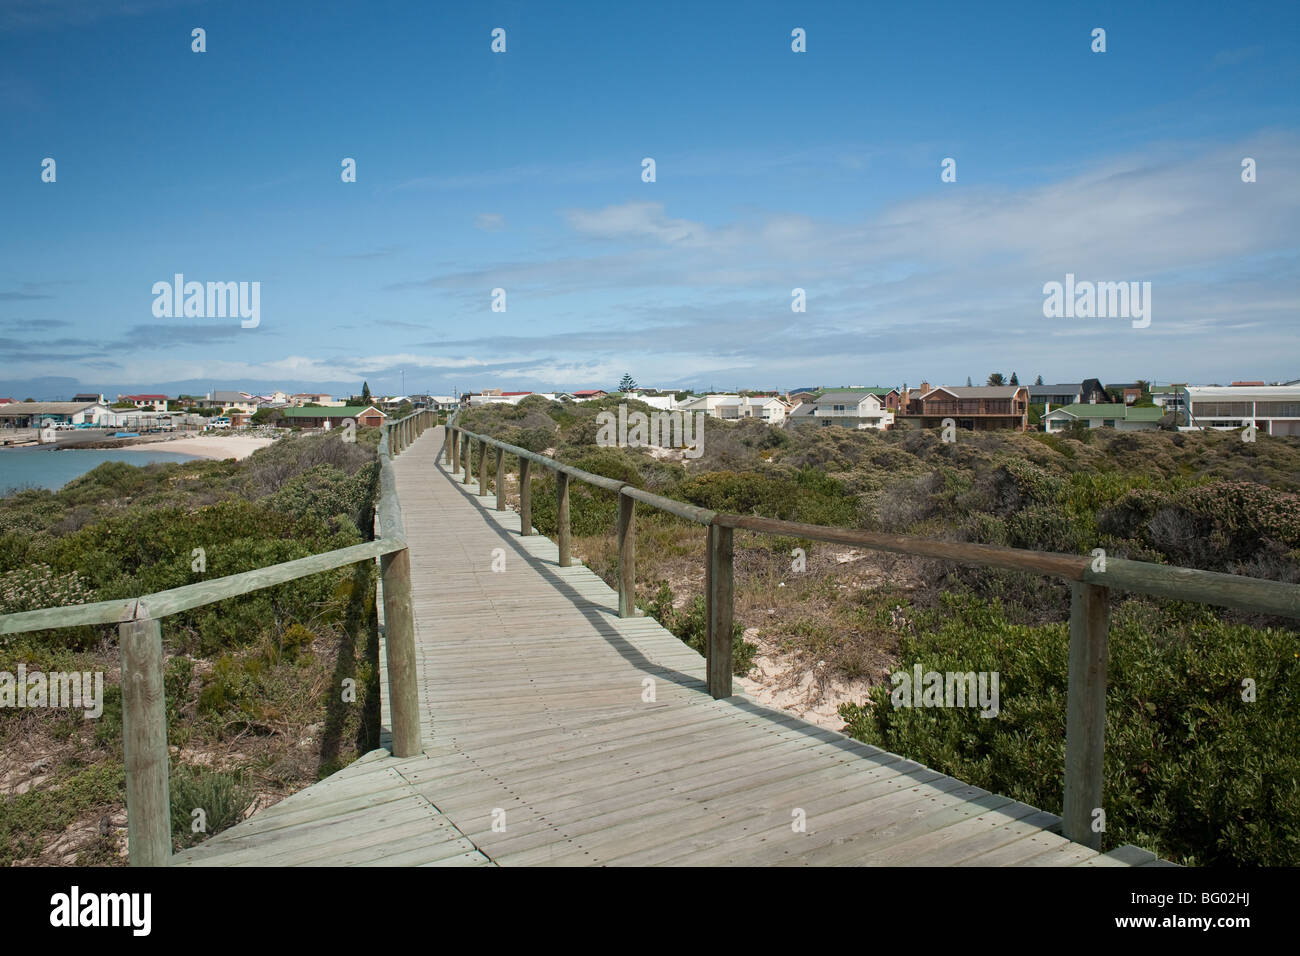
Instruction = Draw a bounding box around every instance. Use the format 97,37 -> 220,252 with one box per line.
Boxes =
361,382 -> 372,403
966,376 -> 973,387
987,372 -> 1006,386
1009,372 -> 1019,385
618,373 -> 637,392
1034,374 -> 1044,386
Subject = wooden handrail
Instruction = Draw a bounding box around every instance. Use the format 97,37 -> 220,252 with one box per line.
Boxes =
0,407 -> 437,866
447,410 -> 1300,851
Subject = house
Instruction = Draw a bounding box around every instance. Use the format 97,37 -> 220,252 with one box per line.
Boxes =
118,394 -> 169,412
1149,385 -> 1189,425
271,405 -> 388,430
571,389 -> 609,401
714,395 -> 790,424
622,391 -> 676,412
1184,385 -> 1300,437
201,391 -> 259,414
675,394 -> 740,417
0,398 -> 15,405
427,396 -> 459,412
290,393 -> 341,407
1042,403 -> 1164,432
897,385 -> 1029,431
0,401 -> 114,428
1107,383 -> 1144,405
786,390 -> 893,430
72,392 -> 106,404
1028,379 -> 1109,407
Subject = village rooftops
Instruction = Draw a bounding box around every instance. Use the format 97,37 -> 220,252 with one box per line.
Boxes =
276,405 -> 386,419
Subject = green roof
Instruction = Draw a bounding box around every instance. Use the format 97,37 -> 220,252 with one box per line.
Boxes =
278,405 -> 382,418
1049,403 -> 1164,422
1124,405 -> 1165,421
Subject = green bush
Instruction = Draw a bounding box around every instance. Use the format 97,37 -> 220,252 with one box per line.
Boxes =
838,592 -> 1300,865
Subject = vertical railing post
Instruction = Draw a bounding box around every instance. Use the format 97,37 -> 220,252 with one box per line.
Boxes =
519,458 -> 532,535
119,614 -> 171,866
495,448 -> 505,510
478,441 -> 488,496
556,470 -> 571,567
618,491 -> 635,618
1063,582 -> 1110,849
380,546 -> 422,758
463,437 -> 472,485
706,523 -> 734,699
445,426 -> 453,466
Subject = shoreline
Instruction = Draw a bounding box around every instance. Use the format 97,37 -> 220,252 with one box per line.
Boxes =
114,435 -> 274,461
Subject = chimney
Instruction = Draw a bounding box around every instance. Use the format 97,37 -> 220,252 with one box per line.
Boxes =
919,381 -> 931,394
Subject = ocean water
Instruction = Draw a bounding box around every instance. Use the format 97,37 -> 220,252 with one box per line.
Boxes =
0,447 -> 203,494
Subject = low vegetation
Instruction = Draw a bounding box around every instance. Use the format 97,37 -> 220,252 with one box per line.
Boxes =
0,431 -> 384,865
461,396 -> 1300,865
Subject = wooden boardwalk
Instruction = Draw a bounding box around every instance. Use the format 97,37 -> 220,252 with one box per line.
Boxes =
175,426 -> 1167,867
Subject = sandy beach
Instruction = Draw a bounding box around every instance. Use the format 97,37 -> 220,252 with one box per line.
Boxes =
116,435 -> 274,460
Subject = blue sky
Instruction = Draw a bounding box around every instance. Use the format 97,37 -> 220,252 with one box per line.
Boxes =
1,0 -> 1297,399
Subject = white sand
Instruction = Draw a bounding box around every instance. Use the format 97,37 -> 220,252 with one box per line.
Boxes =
116,436 -> 273,460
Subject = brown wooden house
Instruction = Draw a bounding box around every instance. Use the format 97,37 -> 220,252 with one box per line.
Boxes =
896,385 -> 1029,431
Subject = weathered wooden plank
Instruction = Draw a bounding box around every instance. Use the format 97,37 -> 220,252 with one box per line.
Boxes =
1063,582 -> 1109,849
120,617 -> 171,867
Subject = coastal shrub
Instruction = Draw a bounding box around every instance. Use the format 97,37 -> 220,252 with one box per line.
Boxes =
642,583 -> 755,676
170,766 -> 252,849
837,592 -> 1300,866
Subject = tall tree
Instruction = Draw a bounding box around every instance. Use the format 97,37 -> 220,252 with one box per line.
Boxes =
966,376 -> 973,387
361,381 -> 372,403
1034,374 -> 1044,385
1009,372 -> 1020,385
618,373 -> 637,392
987,372 -> 1006,386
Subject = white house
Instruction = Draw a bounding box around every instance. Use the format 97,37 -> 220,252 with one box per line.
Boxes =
714,396 -> 790,424
675,394 -> 739,417
1184,385 -> 1300,437
0,401 -> 115,428
788,390 -> 893,429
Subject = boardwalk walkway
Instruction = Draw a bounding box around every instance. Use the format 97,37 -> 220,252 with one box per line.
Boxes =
175,426 -> 1165,866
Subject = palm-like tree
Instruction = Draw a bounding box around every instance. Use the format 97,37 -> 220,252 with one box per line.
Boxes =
987,372 -> 1006,386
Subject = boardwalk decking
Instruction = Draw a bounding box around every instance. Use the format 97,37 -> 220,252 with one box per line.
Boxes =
175,426 -> 1166,867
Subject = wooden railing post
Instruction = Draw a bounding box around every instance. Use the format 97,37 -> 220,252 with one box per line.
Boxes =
706,524 -> 735,699
119,614 -> 171,866
519,458 -> 532,535
495,448 -> 505,510
463,437 -> 473,485
380,546 -> 422,758
618,492 -> 635,618
556,470 -> 571,567
1063,582 -> 1110,849
445,426 -> 454,466
478,441 -> 488,496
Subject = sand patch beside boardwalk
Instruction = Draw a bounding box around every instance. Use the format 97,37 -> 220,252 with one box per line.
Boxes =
116,435 -> 274,460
